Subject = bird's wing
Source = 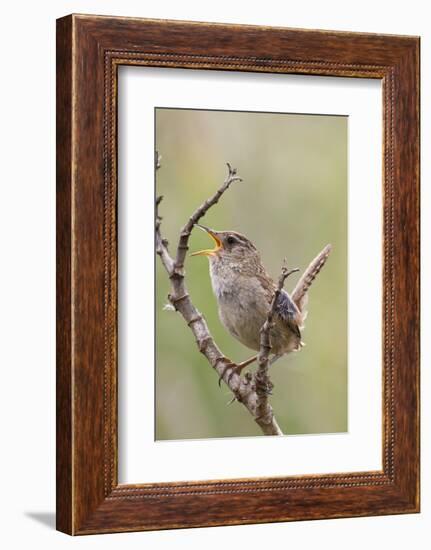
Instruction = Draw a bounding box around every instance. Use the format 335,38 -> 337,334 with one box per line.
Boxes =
255,269 -> 301,337
291,244 -> 332,316
275,289 -> 301,338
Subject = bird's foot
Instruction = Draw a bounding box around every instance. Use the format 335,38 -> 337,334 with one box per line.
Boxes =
217,357 -> 238,388
217,355 -> 258,387
255,376 -> 274,396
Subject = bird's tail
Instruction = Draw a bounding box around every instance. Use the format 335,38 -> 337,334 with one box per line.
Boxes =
291,244 -> 332,317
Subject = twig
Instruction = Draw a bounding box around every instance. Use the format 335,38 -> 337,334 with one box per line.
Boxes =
254,265 -> 300,433
173,162 -> 242,276
155,153 -> 282,436
155,153 -> 174,274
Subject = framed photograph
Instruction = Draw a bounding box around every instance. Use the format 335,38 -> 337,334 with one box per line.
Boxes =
56,14 -> 420,535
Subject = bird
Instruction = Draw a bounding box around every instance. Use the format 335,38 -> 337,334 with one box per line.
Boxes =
191,224 -> 331,379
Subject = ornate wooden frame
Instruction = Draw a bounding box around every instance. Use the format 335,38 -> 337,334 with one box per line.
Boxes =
56,14 -> 420,534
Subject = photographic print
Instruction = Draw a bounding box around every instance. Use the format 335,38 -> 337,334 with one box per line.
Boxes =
155,107 -> 347,440
57,16 -> 419,533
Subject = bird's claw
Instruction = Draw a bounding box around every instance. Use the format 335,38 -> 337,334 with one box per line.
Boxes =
255,379 -> 274,396
217,357 -> 240,388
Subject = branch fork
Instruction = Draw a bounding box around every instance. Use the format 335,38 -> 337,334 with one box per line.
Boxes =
155,152 -> 287,436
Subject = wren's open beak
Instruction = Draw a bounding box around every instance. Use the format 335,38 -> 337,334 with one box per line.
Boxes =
191,224 -> 223,257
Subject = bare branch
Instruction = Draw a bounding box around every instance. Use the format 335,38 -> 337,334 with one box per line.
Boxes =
173,163 -> 242,275
155,152 -> 174,274
254,264 -> 299,433
155,157 -> 283,436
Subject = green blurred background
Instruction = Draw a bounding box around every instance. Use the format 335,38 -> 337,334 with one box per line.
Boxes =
155,108 -> 347,440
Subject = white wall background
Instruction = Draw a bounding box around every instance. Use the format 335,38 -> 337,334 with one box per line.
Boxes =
0,1 -> 427,548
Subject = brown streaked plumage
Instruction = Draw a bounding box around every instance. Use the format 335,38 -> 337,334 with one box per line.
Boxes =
192,225 -> 331,373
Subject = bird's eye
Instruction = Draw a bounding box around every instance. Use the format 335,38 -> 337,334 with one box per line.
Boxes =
226,236 -> 236,245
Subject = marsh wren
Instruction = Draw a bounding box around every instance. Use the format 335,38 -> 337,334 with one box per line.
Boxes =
191,224 -> 331,375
